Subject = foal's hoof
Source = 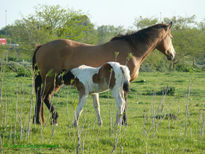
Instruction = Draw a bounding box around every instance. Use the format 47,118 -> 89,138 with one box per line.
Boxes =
33,116 -> 41,125
122,120 -> 128,126
51,120 -> 58,126
73,121 -> 78,127
122,115 -> 128,125
51,122 -> 58,126
98,120 -> 103,126
51,112 -> 59,126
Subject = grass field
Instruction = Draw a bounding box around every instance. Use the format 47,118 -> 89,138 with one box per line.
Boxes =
0,71 -> 205,153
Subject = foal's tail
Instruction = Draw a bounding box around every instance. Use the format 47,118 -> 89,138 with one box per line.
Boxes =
120,65 -> 130,93
123,82 -> 129,93
32,45 -> 44,124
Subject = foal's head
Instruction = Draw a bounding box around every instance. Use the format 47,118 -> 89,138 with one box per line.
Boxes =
156,22 -> 176,60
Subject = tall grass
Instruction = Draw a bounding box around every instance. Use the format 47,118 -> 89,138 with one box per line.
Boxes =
0,62 -> 205,153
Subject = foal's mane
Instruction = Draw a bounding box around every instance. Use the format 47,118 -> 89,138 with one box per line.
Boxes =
110,24 -> 168,50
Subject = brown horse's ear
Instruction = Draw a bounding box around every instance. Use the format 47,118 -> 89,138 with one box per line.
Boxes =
35,44 -> 41,48
164,21 -> 172,31
168,21 -> 173,29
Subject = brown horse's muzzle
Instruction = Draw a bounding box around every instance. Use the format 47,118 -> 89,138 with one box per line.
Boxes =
166,48 -> 176,61
167,53 -> 175,60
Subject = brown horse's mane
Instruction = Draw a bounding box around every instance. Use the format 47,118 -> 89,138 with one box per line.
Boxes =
110,24 -> 167,50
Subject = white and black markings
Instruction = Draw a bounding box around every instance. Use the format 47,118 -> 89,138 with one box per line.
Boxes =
61,62 -> 131,127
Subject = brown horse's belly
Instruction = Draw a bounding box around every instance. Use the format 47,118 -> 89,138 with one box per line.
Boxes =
36,48 -> 70,78
127,58 -> 140,82
130,70 -> 139,82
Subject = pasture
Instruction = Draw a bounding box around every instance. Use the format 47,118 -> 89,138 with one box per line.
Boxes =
0,70 -> 205,153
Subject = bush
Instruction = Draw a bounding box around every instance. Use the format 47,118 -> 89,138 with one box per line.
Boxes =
143,86 -> 175,96
16,66 -> 32,77
0,61 -> 21,72
175,63 -> 202,72
0,60 -> 32,77
8,56 -> 17,62
140,63 -> 154,72
175,63 -> 192,72
156,86 -> 175,96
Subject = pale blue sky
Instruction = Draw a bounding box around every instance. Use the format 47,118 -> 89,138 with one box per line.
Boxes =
0,0 -> 205,29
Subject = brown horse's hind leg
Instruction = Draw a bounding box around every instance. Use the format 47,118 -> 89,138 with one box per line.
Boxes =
44,93 -> 59,125
33,74 -> 42,125
41,76 -> 62,125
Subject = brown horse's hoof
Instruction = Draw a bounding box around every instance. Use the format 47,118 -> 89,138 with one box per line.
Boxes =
51,121 -> 58,126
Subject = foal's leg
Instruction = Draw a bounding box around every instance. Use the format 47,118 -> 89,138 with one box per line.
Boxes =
122,91 -> 128,125
114,91 -> 126,125
73,94 -> 88,127
92,93 -> 103,126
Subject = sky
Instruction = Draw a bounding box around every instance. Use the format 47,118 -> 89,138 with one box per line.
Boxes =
0,0 -> 205,29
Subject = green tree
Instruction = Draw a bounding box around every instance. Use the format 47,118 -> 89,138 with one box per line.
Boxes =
59,13 -> 97,44
134,16 -> 205,71
0,5 -> 97,60
163,15 -> 197,30
96,25 -> 125,44
134,16 -> 158,29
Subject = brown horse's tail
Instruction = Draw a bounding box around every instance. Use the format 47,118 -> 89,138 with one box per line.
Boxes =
32,45 -> 44,124
32,45 -> 41,71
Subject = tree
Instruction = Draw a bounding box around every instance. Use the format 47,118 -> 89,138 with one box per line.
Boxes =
134,16 -> 158,29
163,15 -> 197,30
96,25 -> 125,44
59,13 -> 97,44
133,16 -> 205,71
0,5 -> 97,60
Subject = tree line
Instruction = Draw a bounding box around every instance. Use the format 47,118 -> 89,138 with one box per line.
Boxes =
0,5 -> 205,72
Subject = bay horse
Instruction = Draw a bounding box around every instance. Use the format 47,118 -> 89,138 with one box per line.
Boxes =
32,22 -> 175,125
57,62 -> 130,126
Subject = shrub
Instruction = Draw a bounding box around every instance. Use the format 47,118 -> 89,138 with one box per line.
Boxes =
0,60 -> 32,77
0,61 -> 21,72
16,66 -> 32,77
176,63 -> 191,72
143,86 -> 175,96
156,86 -> 175,96
140,63 -> 154,72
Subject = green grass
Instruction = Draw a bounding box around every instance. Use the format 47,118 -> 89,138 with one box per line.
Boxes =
0,71 -> 205,153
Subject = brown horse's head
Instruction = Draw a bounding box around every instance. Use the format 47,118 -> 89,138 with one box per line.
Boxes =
156,22 -> 176,60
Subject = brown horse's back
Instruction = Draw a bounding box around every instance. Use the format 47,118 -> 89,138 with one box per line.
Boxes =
35,39 -> 127,80
35,39 -> 93,79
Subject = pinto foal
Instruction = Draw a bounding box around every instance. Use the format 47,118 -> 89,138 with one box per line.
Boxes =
59,62 -> 130,126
